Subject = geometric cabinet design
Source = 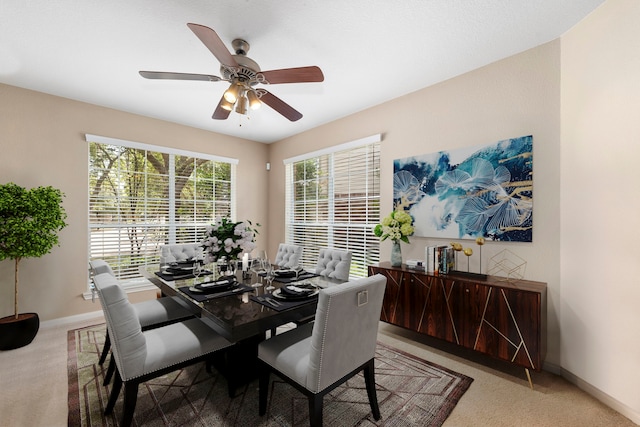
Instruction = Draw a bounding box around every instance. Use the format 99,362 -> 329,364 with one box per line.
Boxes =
369,263 -> 546,385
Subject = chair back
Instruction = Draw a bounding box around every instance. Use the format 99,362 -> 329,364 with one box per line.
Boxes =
93,273 -> 147,380
159,243 -> 202,264
89,259 -> 116,276
274,243 -> 303,269
306,274 -> 386,393
315,248 -> 352,281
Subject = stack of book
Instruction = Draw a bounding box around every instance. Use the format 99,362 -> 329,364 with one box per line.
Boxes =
424,245 -> 455,274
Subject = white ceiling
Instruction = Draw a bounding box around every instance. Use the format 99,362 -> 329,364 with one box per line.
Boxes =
0,1 -> 603,143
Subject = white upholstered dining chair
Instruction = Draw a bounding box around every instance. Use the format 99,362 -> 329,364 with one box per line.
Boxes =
274,243 -> 303,269
314,248 -> 352,281
93,272 -> 233,427
89,260 -> 195,385
257,274 -> 387,426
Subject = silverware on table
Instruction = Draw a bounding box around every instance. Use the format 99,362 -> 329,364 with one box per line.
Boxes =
267,297 -> 281,306
256,296 -> 281,307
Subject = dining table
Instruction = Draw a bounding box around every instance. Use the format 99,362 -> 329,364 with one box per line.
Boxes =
139,263 -> 344,395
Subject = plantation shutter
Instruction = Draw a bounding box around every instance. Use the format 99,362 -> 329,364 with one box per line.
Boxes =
284,135 -> 381,278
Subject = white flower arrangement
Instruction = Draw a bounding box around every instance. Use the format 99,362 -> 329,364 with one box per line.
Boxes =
201,217 -> 259,263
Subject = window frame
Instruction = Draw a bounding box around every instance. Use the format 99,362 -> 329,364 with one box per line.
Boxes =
85,134 -> 238,294
283,134 -> 381,279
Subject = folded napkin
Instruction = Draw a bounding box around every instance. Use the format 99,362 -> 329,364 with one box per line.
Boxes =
275,269 -> 296,277
273,271 -> 319,284
280,283 -> 316,297
179,284 -> 253,302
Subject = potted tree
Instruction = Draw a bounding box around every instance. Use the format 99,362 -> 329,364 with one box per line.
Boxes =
0,183 -> 68,350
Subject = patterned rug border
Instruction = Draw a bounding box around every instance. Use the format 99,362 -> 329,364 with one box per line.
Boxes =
68,323 -> 473,426
374,339 -> 474,424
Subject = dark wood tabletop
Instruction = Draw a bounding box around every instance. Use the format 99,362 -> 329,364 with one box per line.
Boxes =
140,265 -> 343,342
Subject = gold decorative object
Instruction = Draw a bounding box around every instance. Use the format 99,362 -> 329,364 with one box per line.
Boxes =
488,249 -> 527,282
475,237 -> 485,274
463,247 -> 473,271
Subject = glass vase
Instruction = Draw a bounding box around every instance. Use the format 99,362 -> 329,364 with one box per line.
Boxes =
391,240 -> 402,267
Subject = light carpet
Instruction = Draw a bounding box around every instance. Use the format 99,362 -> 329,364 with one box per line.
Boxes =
67,324 -> 472,426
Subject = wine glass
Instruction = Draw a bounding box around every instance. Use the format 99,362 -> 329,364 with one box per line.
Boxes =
264,262 -> 276,291
192,262 -> 203,284
250,258 -> 263,288
293,263 -> 305,281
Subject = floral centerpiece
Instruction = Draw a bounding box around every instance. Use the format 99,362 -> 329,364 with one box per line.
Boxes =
201,217 -> 259,264
373,210 -> 414,267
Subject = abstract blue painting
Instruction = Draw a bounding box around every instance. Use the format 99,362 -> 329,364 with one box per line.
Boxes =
393,135 -> 533,242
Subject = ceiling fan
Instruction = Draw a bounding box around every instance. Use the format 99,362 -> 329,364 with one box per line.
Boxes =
139,23 -> 324,122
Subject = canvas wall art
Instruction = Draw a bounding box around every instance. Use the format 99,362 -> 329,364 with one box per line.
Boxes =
393,135 -> 533,242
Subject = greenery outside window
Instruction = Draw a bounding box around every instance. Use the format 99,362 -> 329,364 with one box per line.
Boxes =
87,134 -> 237,284
284,135 -> 380,278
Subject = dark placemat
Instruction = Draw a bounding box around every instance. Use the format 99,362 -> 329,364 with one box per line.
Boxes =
249,292 -> 318,312
155,270 -> 212,281
258,271 -> 319,283
273,271 -> 320,283
178,283 -> 254,302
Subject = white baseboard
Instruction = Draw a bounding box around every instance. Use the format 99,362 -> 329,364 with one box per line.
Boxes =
560,366 -> 640,425
40,310 -> 104,329
542,360 -> 562,375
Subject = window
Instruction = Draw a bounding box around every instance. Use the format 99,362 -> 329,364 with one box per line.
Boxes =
284,135 -> 380,278
87,134 -> 237,283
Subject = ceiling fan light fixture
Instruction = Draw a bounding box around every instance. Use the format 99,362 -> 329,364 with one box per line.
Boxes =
247,90 -> 261,110
223,82 -> 242,103
220,97 -> 234,111
235,95 -> 248,115
140,23 -> 323,122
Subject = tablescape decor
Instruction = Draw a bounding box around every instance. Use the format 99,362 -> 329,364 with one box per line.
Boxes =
0,183 -> 68,350
264,263 -> 276,291
373,209 -> 414,267
249,258 -> 264,287
201,216 -> 260,265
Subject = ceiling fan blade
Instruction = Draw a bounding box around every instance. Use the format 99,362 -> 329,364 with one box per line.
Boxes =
187,23 -> 238,68
259,90 -> 303,121
259,66 -> 324,84
139,71 -> 222,82
212,95 -> 231,120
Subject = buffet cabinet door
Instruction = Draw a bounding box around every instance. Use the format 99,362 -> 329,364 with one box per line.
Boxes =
459,281 -> 542,370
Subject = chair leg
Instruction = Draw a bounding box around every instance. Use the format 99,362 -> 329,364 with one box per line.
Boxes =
364,359 -> 381,420
308,394 -> 323,427
103,354 -> 116,386
105,369 -> 122,415
121,381 -> 139,427
258,364 -> 270,416
98,330 -> 111,365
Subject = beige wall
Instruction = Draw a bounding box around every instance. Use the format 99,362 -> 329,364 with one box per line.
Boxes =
561,0 -> 640,421
269,40 -> 562,366
0,84 -> 269,320
2,0 -> 639,420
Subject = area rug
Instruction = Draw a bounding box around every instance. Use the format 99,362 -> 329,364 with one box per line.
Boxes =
68,324 -> 472,426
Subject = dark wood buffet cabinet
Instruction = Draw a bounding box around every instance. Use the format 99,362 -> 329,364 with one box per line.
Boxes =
369,262 -> 546,385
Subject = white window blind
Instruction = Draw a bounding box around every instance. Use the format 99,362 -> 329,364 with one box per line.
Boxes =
87,135 -> 237,282
284,135 -> 380,278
